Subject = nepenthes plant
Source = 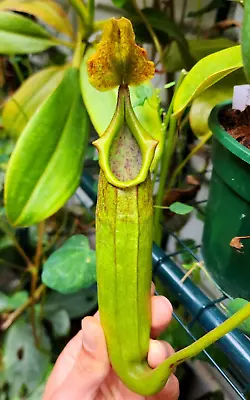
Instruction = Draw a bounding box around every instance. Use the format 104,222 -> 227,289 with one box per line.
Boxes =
88,18 -> 250,396
2,7 -> 250,395
2,0 -> 250,395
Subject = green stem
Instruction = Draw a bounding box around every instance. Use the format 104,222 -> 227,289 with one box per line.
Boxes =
154,115 -> 177,245
131,0 -> 163,61
1,284 -> 45,331
72,27 -> 86,68
154,205 -> 170,209
52,37 -> 75,49
69,0 -> 89,32
180,0 -> 188,25
0,218 -> 32,266
25,59 -> 32,77
88,0 -> 95,27
153,70 -> 187,245
167,301 -> 250,368
10,57 -> 24,84
152,162 -> 159,191
165,71 -> 187,126
166,131 -> 212,192
196,0 -> 202,38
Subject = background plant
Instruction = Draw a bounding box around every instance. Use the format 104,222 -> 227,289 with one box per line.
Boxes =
0,0 -> 247,398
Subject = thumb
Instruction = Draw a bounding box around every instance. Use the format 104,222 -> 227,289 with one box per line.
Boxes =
53,317 -> 110,399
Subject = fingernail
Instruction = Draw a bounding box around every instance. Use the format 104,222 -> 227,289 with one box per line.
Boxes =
82,319 -> 97,353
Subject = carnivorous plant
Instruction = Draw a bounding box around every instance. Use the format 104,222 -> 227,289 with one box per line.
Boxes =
89,18 -> 250,396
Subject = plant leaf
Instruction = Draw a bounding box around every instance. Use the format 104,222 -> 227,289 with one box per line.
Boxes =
44,285 -> 97,319
3,65 -> 67,138
165,38 -> 235,73
45,309 -> 70,338
81,47 -> 163,169
27,364 -> 53,400
134,8 -> 194,70
227,298 -> 250,334
0,291 -> 28,312
176,238 -> 198,265
111,0 -> 130,7
188,0 -> 226,17
242,0 -> 250,82
7,290 -> 29,309
0,11 -> 55,54
0,0 -> 74,39
189,69 -> 246,137
169,202 -> 194,215
5,67 -> 89,226
42,235 -> 96,294
173,45 -> 243,116
3,318 -> 51,397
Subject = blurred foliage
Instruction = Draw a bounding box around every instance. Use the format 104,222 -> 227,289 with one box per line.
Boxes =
0,0 -> 243,397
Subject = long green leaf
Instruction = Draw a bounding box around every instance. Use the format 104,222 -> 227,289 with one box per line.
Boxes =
242,0 -> 250,82
111,0 -> 130,8
3,65 -> 67,138
188,0 -> 226,17
165,38 -> 235,73
133,8 -> 194,70
0,0 -> 74,39
0,11 -> 55,54
173,45 -> 243,116
5,67 -> 89,226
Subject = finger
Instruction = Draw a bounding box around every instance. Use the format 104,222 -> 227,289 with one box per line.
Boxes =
94,310 -> 100,320
156,374 -> 180,400
148,339 -> 175,368
151,295 -> 173,338
44,317 -> 110,400
95,291 -> 172,336
148,340 -> 179,400
53,317 -> 110,399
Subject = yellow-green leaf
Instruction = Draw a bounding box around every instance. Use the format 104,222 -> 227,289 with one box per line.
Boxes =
81,47 -> 163,169
87,17 -> 154,91
189,69 -> 246,137
3,65 -> 68,138
173,45 -> 243,117
0,0 -> 74,39
165,38 -> 235,73
0,11 -> 55,54
5,67 -> 89,226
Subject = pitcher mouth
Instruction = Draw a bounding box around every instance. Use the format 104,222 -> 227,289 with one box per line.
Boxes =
93,85 -> 158,189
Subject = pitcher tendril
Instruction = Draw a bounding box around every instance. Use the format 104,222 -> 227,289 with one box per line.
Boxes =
89,17 -> 250,396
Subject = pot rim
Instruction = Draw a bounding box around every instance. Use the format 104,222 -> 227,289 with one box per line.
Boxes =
209,100 -> 250,165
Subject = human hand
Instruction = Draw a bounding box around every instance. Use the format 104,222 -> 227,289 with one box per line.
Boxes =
43,285 -> 179,400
